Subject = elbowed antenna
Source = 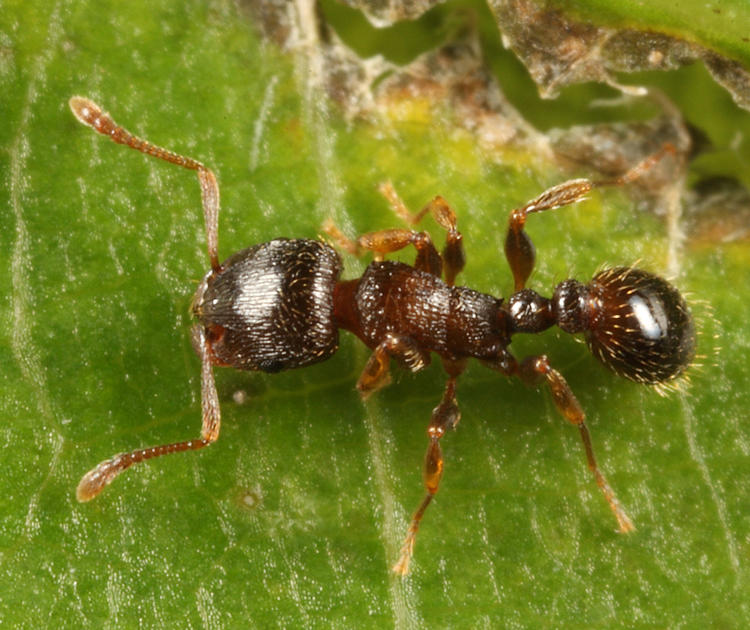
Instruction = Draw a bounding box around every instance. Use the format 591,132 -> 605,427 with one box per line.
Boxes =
70,97 -> 226,501
69,96 -> 222,272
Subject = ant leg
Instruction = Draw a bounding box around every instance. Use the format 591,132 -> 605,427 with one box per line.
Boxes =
322,220 -> 360,257
379,182 -> 466,285
505,144 -> 678,292
323,219 -> 444,277
517,355 -> 635,533
393,374 -> 462,575
505,179 -> 594,292
594,143 -> 677,188
357,333 -> 431,399
76,325 -> 221,501
69,97 -> 221,271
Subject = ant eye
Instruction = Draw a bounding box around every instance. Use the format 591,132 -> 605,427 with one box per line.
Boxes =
585,267 -> 695,384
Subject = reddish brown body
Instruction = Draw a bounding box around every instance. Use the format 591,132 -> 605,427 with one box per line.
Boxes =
335,261 -> 509,362
70,96 -> 694,576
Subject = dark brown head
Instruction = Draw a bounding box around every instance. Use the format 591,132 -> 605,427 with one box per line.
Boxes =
553,267 -> 695,384
192,238 -> 342,373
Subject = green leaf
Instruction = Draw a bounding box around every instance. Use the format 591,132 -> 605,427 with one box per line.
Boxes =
2,1 -> 748,628
546,0 -> 750,70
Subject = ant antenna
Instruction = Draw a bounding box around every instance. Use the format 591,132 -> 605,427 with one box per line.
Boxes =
69,96 -> 221,272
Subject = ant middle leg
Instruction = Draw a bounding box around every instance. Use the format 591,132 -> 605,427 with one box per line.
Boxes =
517,355 -> 635,534
323,220 -> 443,277
76,325 -> 222,502
393,370 -> 463,575
504,144 -> 677,292
324,186 -> 466,284
379,182 -> 466,285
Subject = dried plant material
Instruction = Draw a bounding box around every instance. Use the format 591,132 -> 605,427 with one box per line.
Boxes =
701,52 -> 750,111
240,0 -> 296,47
685,178 -> 750,244
548,115 -> 690,195
488,0 -> 750,110
317,34 -> 394,116
547,112 -> 693,273
244,0 -> 545,150
337,0 -> 446,27
374,37 -> 545,150
247,0 -> 750,112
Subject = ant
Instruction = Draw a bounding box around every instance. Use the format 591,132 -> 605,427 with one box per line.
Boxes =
70,96 -> 695,575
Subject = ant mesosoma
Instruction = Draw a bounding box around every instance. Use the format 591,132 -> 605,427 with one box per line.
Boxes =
70,96 -> 695,575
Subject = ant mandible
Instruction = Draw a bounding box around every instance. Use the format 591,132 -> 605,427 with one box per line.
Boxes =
70,96 -> 695,575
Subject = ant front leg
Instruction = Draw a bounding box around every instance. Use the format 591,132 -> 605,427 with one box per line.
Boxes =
393,372 -> 462,575
517,355 -> 634,533
357,333 -> 431,399
76,326 -> 221,501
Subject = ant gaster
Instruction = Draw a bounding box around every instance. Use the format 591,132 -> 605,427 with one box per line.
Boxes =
70,97 -> 695,575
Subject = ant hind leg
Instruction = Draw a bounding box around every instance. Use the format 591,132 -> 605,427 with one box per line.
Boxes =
517,354 -> 634,533
504,143 -> 678,292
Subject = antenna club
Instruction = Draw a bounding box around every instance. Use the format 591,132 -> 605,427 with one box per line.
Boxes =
69,96 -> 100,125
75,454 -> 124,502
69,96 -> 116,136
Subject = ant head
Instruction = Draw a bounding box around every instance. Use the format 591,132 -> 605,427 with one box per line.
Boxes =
553,268 -> 695,384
